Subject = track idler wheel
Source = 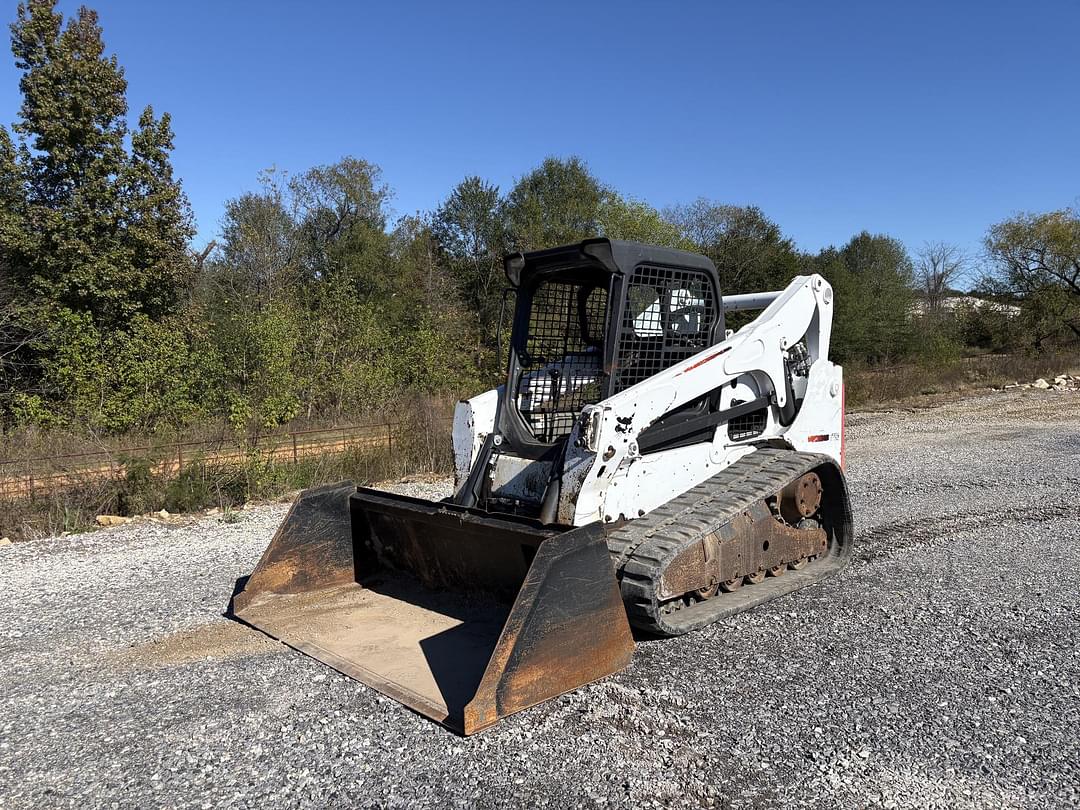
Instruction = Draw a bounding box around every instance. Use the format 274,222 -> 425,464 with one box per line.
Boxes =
779,472 -> 823,525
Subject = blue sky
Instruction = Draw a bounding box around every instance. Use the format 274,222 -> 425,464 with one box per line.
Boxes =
1,1 -> 1078,265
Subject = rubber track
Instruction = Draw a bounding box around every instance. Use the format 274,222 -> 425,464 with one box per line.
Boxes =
605,446 -> 854,636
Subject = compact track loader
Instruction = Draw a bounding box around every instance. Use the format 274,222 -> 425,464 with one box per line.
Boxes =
231,239 -> 853,734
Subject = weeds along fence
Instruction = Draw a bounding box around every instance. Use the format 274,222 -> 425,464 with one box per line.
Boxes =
0,420 -> 452,500
0,415 -> 454,540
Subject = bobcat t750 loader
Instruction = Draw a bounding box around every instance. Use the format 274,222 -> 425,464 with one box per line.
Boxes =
231,239 -> 853,734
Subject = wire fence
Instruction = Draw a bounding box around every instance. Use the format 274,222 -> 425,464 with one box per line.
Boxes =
0,419 -> 454,500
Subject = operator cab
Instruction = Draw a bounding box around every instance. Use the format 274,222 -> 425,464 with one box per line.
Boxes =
454,239 -> 724,520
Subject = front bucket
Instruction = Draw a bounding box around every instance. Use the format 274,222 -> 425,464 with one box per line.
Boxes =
229,482 -> 635,734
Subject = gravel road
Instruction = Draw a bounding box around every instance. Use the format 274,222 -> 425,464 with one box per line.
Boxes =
2,389 -> 1078,809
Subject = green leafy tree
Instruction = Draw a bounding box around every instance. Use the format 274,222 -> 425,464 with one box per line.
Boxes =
807,232 -> 915,363
983,209 -> 1080,348
953,299 -> 1022,353
1,2 -> 194,430
0,126 -> 34,407
432,176 -> 508,347
217,170 -> 299,307
9,1 -> 127,323
120,106 -> 196,309
390,213 -> 480,388
206,158 -> 481,425
598,195 -> 689,249
7,1 -> 192,327
505,156 -> 604,251
664,200 -> 799,293
204,173 -> 305,428
0,125 -> 21,245
194,287 -> 303,432
290,157 -> 391,286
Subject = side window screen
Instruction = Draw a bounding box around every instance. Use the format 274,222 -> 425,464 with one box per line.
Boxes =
614,265 -> 718,392
516,280 -> 608,443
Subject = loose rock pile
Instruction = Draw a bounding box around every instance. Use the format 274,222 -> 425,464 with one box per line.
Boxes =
1004,373 -> 1077,391
94,507 -> 194,528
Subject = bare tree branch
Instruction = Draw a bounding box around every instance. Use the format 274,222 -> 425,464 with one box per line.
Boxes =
190,239 -> 217,270
916,241 -> 968,310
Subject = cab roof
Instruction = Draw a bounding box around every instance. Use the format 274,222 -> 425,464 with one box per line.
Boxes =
504,238 -> 718,287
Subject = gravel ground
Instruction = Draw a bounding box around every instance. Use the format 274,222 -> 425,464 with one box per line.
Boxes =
1,389 -> 1078,809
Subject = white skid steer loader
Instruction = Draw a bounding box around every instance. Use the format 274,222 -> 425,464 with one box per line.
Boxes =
231,239 -> 853,734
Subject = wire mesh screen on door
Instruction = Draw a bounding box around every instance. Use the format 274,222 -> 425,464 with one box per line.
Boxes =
516,280 -> 608,443
614,265 -> 718,393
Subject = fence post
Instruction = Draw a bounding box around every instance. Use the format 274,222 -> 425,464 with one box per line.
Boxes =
386,423 -> 394,473
292,432 -> 298,464
176,440 -> 183,474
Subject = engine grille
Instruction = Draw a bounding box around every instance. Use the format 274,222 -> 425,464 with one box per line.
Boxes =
728,407 -> 768,441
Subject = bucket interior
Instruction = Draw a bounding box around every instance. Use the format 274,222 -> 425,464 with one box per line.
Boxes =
237,577 -> 511,727
230,483 -> 635,734
232,485 -> 552,730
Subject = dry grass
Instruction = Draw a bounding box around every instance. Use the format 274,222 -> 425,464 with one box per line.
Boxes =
845,351 -> 1079,409
0,396 -> 455,541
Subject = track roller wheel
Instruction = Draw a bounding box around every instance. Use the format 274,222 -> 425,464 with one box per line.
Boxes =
788,557 -> 809,571
744,570 -> 765,585
719,577 -> 743,593
694,582 -> 719,600
767,564 -> 786,577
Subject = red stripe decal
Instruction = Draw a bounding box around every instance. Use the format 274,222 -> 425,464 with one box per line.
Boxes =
679,346 -> 731,375
840,381 -> 846,471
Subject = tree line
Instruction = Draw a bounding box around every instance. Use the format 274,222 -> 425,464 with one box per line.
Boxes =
0,1 -> 1077,436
